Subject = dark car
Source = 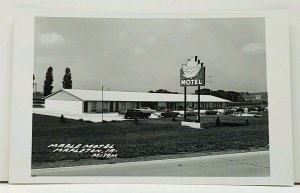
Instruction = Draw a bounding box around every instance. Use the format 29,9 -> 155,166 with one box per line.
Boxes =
160,110 -> 180,118
124,109 -> 150,119
205,110 -> 218,115
186,111 -> 197,116
118,109 -> 127,115
224,109 -> 234,115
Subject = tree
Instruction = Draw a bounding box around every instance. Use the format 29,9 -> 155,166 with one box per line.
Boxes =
43,67 -> 54,96
33,74 -> 35,89
62,67 -> 72,89
195,88 -> 211,95
194,88 -> 245,102
225,91 -> 245,102
148,89 -> 179,94
214,90 -> 226,99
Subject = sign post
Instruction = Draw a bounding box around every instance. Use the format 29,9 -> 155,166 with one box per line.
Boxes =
198,85 -> 200,122
180,56 -> 205,127
184,86 -> 187,121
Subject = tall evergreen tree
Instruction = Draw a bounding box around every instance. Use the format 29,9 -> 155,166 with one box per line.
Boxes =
62,67 -> 72,89
43,67 -> 54,96
33,74 -> 35,89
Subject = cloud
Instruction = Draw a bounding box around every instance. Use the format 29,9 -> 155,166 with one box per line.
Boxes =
143,36 -> 156,44
242,43 -> 265,55
35,55 -> 52,64
133,47 -> 146,55
118,31 -> 129,39
37,32 -> 66,46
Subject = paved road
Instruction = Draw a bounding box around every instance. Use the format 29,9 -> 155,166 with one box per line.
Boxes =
32,151 -> 269,177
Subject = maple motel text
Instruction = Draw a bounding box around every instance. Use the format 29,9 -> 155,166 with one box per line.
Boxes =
43,89 -> 231,114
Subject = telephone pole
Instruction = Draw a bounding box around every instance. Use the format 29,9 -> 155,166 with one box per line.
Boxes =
101,85 -> 104,122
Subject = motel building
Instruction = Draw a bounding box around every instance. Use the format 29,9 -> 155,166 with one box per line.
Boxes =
43,89 -> 231,114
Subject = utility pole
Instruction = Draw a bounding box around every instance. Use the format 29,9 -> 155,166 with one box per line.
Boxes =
101,85 -> 104,122
207,75 -> 214,109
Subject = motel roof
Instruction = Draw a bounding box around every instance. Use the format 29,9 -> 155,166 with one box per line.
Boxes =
44,89 -> 231,103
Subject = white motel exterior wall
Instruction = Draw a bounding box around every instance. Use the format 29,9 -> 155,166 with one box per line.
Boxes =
45,100 -> 83,113
44,100 -> 229,114
43,89 -> 230,114
86,101 -> 141,113
84,101 -> 229,113
43,90 -> 84,113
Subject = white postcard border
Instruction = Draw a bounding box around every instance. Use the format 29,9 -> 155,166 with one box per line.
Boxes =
9,9 -> 293,185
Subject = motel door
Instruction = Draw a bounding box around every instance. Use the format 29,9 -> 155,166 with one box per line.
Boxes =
83,102 -> 88,112
115,102 -> 119,112
170,102 -> 175,110
110,102 -> 113,112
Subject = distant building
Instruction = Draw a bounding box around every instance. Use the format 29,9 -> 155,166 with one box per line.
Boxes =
43,89 -> 231,113
243,92 -> 268,102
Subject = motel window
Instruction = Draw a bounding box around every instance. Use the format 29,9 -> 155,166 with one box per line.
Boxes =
103,102 -> 108,112
121,102 -> 125,109
91,102 -> 97,112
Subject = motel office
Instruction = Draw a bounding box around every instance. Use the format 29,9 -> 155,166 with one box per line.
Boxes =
43,89 -> 231,114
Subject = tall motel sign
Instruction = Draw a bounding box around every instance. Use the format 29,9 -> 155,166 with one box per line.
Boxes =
180,56 -> 205,121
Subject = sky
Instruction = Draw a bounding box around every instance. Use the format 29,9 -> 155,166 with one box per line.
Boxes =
34,17 -> 267,94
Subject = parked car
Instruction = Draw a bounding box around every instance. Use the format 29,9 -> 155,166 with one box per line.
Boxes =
160,109 -> 180,118
205,110 -> 218,115
124,109 -> 150,119
193,109 -> 208,115
186,110 -> 197,116
186,107 -> 194,112
174,109 -> 197,117
216,109 -> 226,114
118,109 -> 127,115
154,109 -> 169,117
224,109 -> 234,115
135,107 -> 157,114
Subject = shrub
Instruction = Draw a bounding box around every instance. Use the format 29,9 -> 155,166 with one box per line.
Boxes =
134,118 -> 139,124
102,120 -> 108,123
245,119 -> 249,125
172,114 -> 176,121
60,115 -> 66,123
215,117 -> 221,126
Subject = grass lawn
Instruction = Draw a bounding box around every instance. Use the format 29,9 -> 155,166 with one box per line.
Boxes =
32,113 -> 269,168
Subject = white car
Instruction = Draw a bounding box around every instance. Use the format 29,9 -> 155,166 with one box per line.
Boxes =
216,109 -> 226,114
135,107 -> 157,114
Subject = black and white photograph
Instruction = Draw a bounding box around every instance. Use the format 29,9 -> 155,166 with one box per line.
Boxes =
31,16 -> 270,177
8,10 -> 293,185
